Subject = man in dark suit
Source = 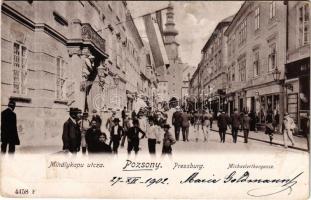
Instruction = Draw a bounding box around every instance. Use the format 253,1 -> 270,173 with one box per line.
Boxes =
62,108 -> 81,153
126,119 -> 146,154
121,106 -> 127,127
217,110 -> 230,143
109,118 -> 123,154
172,106 -> 183,141
1,100 -> 20,153
230,108 -> 241,143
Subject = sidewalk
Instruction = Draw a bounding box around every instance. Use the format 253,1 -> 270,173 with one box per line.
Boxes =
211,127 -> 309,152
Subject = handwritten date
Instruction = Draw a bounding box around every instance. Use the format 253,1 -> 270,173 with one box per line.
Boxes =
110,176 -> 169,187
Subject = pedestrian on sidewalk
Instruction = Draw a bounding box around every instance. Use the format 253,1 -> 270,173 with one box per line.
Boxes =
181,111 -> 190,142
202,110 -> 210,142
121,115 -> 131,147
265,110 -> 274,145
194,111 -> 202,142
282,112 -> 296,148
162,124 -> 176,155
230,108 -> 241,143
91,109 -> 102,130
1,100 -> 20,154
241,108 -> 251,143
121,106 -> 127,127
62,108 -> 81,154
273,109 -> 280,134
172,106 -> 183,141
86,120 -> 106,153
109,118 -> 123,154
209,111 -> 214,130
79,112 -> 90,154
217,110 -> 230,143
126,119 -> 146,155
106,111 -> 116,134
300,112 -> 309,150
146,117 -> 161,155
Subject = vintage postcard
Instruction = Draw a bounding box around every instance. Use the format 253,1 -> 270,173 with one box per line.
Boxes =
0,1 -> 310,199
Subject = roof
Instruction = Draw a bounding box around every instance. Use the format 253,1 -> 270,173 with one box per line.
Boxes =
224,2 -> 251,36
201,15 -> 234,53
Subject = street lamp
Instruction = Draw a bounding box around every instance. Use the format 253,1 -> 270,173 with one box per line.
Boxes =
272,67 -> 281,82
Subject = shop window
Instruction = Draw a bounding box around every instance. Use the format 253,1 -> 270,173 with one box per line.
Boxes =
13,43 -> 28,95
298,3 -> 310,46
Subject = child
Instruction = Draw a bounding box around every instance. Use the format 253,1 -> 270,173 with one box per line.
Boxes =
162,124 -> 176,155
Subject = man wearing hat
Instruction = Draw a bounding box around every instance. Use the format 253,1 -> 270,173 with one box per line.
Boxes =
109,118 -> 123,153
79,112 -> 90,154
172,106 -> 183,141
126,119 -> 146,154
91,109 -> 102,130
283,112 -> 296,148
162,124 -> 176,155
62,107 -> 81,153
1,100 -> 20,153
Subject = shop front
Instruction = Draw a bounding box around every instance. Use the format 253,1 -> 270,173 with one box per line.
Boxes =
285,57 -> 310,133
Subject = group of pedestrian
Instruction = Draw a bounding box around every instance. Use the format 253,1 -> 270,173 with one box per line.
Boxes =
61,105 -> 178,156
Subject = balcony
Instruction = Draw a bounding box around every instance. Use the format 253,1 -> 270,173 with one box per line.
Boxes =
81,23 -> 105,53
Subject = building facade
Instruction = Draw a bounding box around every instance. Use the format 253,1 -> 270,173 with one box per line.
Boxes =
1,1 -> 157,146
198,16 -> 233,115
285,1 -> 310,131
224,1 -> 287,128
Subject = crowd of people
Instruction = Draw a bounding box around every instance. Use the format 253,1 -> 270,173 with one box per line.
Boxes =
61,106 -> 177,156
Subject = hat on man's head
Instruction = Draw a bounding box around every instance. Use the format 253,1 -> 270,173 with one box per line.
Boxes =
83,112 -> 89,117
113,118 -> 120,123
92,109 -> 98,113
69,107 -> 81,114
8,99 -> 16,107
163,124 -> 171,129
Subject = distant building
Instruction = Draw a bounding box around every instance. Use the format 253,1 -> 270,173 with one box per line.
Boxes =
162,2 -> 185,104
199,15 -> 233,114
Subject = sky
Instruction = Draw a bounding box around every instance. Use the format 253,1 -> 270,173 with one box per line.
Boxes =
127,1 -> 243,68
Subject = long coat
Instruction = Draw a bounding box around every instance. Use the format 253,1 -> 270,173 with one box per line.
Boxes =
1,108 -> 20,145
62,118 -> 81,152
231,112 -> 241,128
242,114 -> 251,130
217,113 -> 230,131
172,111 -> 183,127
181,112 -> 190,128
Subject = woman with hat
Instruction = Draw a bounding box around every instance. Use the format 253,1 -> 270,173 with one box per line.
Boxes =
109,118 -> 123,154
162,124 -> 176,155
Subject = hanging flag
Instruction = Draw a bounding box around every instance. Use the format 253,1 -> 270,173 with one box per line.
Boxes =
156,10 -> 163,37
143,13 -> 169,70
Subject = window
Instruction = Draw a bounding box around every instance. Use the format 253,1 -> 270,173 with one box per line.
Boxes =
298,3 -> 310,46
268,43 -> 276,71
254,7 -> 260,30
269,1 -> 276,19
238,19 -> 247,45
253,50 -> 259,76
56,57 -> 65,99
13,43 -> 28,95
238,58 -> 246,82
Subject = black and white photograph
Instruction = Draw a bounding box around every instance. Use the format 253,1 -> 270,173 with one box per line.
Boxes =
0,1 -> 310,199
